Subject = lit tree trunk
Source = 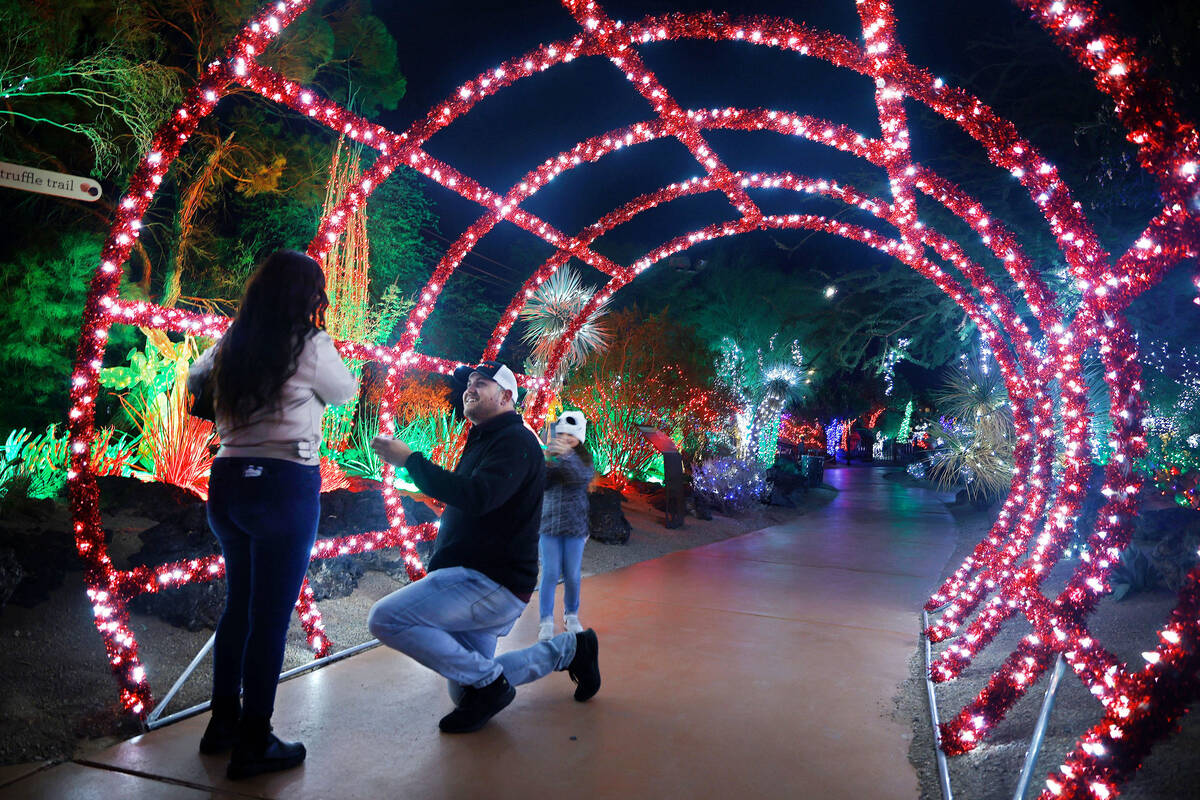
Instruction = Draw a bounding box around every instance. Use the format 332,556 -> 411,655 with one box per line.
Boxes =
747,386 -> 786,468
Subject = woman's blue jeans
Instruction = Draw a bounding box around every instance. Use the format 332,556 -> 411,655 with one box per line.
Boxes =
538,534 -> 587,620
206,457 -> 320,718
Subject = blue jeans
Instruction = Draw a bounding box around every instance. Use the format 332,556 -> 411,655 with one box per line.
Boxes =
538,535 -> 587,620
368,566 -> 577,700
207,458 -> 320,718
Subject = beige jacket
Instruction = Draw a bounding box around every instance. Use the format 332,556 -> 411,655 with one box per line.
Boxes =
188,330 -> 358,466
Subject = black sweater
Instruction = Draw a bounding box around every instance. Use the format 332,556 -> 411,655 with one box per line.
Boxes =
406,411 -> 546,597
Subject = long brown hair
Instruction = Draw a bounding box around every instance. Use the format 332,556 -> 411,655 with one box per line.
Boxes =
214,249 -> 329,423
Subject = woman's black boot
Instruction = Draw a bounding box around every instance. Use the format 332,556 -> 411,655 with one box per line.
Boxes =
198,695 -> 240,755
226,713 -> 306,780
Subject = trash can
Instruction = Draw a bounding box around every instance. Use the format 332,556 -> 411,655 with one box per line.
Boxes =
799,454 -> 824,488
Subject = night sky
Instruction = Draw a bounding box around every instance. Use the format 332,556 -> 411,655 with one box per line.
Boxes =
357,0 -> 1186,318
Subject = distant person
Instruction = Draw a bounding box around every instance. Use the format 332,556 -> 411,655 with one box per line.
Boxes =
662,450 -> 686,528
846,430 -> 861,463
370,362 -> 601,734
537,410 -> 595,641
187,249 -> 357,779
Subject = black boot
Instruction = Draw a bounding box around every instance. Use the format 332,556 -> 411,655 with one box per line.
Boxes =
566,629 -> 601,702
226,714 -> 306,780
198,695 -> 240,755
438,674 -> 516,734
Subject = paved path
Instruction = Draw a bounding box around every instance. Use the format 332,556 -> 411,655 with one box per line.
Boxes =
2,466 -> 958,799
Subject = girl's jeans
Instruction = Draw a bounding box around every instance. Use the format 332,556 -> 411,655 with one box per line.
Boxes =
206,457 -> 320,718
538,534 -> 587,620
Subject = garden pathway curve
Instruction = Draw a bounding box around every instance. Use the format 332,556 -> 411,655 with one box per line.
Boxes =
1,465 -> 959,799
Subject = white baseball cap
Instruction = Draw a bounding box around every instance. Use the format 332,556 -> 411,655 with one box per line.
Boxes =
452,360 -> 519,400
555,410 -> 587,443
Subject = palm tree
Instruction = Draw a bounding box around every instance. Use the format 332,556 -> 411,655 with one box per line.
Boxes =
746,336 -> 808,468
519,266 -> 611,387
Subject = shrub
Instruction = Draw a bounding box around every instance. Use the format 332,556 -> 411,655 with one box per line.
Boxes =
692,457 -> 765,513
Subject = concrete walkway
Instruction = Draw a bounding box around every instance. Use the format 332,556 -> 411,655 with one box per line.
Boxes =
2,466 -> 957,799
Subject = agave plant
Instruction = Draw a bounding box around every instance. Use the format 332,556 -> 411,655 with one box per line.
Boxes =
519,266 -> 611,386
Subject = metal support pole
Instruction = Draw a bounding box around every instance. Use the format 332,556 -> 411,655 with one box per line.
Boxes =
146,638 -> 382,730
1012,653 -> 1067,800
146,633 -> 215,725
922,610 -> 954,800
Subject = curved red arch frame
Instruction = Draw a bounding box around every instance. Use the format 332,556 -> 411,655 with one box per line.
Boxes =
67,1 -> 1199,796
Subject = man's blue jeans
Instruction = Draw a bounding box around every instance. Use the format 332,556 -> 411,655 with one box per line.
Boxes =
368,566 -> 578,700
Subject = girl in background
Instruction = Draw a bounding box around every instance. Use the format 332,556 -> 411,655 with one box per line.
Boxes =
537,411 -> 595,640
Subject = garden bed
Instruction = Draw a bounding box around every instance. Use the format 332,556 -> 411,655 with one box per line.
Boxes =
0,480 -> 832,766
894,498 -> 1200,800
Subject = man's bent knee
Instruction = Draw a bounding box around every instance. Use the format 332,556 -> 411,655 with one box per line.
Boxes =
367,595 -> 408,642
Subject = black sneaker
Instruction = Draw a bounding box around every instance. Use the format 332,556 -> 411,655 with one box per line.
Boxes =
439,674 -> 516,733
198,696 -> 240,755
226,715 -> 306,780
566,629 -> 601,702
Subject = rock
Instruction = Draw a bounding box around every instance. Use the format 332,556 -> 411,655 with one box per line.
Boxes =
588,488 -> 631,545
1138,507 -> 1200,541
0,547 -> 23,609
313,492 -> 440,583
95,475 -> 203,518
689,495 -> 714,521
128,502 -> 222,630
768,486 -> 796,507
307,555 -> 366,600
132,580 -> 226,631
0,524 -> 81,608
316,487 -> 391,539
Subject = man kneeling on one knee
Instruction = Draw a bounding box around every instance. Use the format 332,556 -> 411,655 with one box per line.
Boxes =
370,361 -> 600,733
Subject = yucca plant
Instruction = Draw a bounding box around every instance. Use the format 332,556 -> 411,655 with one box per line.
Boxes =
925,357 -> 1016,503
519,266 -> 611,387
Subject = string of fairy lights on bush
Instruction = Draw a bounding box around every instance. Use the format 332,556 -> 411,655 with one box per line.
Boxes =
66,3 -> 1199,793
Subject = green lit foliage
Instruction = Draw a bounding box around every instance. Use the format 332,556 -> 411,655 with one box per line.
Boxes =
715,335 -> 808,468
340,411 -> 384,481
0,428 -> 33,500
0,0 -> 182,177
340,377 -> 465,488
925,357 -> 1015,503
896,399 -> 915,440
0,233 -> 138,432
104,336 -> 215,498
16,425 -> 70,499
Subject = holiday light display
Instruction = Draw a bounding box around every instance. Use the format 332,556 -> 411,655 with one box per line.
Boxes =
63,1 -> 1200,794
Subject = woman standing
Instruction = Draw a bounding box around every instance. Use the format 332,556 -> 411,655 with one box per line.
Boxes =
537,411 -> 595,641
187,249 -> 356,780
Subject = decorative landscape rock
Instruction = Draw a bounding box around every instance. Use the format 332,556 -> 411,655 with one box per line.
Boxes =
128,502 -> 222,630
588,488 -> 631,545
95,475 -> 203,517
0,547 -> 23,609
0,503 -> 83,607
